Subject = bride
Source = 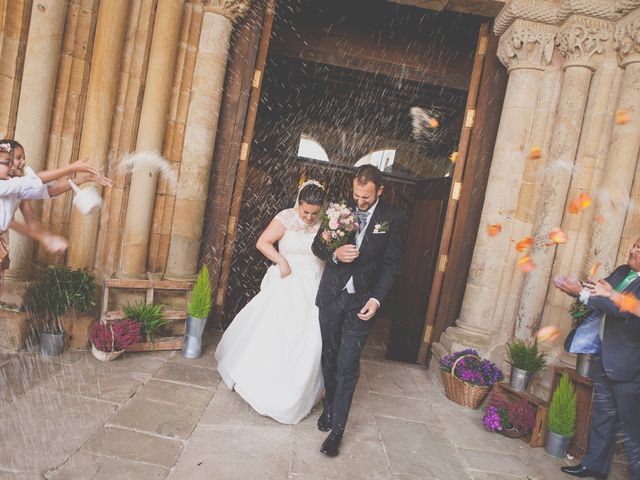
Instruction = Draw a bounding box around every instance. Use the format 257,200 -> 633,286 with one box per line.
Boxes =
215,180 -> 326,424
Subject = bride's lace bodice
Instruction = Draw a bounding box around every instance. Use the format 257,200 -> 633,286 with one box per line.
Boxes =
274,208 -> 321,260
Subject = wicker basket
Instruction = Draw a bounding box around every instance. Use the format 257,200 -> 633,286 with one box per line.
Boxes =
91,344 -> 124,361
441,354 -> 490,409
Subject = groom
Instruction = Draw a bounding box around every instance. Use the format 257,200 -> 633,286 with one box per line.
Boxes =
312,164 -> 407,457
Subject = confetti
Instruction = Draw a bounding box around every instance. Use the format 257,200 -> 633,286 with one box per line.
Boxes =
515,236 -> 534,252
615,109 -> 631,125
614,291 -> 639,313
449,151 -> 458,163
548,227 -> 569,245
536,325 -> 561,342
428,118 -> 439,129
568,192 -> 592,214
594,214 -> 605,224
517,255 -> 536,272
529,146 -> 542,159
487,223 -> 502,237
589,261 -> 602,278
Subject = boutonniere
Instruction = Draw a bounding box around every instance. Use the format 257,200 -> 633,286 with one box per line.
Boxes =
372,221 -> 390,234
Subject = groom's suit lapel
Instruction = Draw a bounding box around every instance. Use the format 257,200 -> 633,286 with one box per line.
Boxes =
359,201 -> 383,252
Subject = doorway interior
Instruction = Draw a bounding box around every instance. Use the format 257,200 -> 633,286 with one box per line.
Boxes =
222,0 -> 490,363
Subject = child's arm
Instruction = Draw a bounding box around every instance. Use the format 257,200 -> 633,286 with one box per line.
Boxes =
9,220 -> 68,254
36,160 -> 102,184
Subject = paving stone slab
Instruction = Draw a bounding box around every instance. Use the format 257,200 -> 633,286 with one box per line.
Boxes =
152,362 -> 220,390
364,361 -> 424,399
82,427 -> 183,468
468,472 -> 528,480
0,471 -> 42,479
0,355 -> 63,404
46,451 -> 168,480
135,379 -> 214,410
0,388 -> 116,473
460,448 -> 533,477
291,424 -> 390,480
168,425 -> 291,480
166,343 -> 218,370
199,387 -> 284,427
369,392 -> 439,426
107,397 -> 201,440
377,415 -> 470,479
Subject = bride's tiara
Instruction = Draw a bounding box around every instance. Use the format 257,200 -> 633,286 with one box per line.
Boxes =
298,179 -> 324,191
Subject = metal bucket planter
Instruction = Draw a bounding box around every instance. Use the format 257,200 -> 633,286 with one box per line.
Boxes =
545,430 -> 572,458
509,367 -> 534,392
40,331 -> 64,357
182,316 -> 207,359
576,354 -> 592,378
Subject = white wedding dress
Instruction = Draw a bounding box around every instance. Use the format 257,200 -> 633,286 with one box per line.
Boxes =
215,208 -> 324,424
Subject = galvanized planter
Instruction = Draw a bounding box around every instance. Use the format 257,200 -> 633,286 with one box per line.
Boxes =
509,367 -> 534,392
545,430 -> 572,458
182,316 -> 207,359
575,354 -> 592,378
40,331 -> 64,357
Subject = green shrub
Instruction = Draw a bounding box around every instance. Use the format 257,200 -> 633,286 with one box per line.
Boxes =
506,339 -> 547,373
188,265 -> 211,319
25,266 -> 96,333
547,373 -> 577,437
123,303 -> 168,343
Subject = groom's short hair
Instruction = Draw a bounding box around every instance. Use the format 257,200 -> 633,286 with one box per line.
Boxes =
354,165 -> 383,189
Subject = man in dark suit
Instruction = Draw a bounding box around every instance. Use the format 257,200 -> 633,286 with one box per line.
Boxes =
554,238 -> 640,479
312,165 -> 406,457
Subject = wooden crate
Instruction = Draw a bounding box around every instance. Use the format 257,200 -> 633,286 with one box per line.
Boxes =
491,382 -> 549,447
552,366 -> 593,459
101,276 -> 193,352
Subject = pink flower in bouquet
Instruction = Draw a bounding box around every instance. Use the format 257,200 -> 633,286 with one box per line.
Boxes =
321,201 -> 357,249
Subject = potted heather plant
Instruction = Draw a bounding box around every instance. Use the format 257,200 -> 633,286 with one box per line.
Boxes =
545,373 -> 577,458
439,349 -> 503,409
24,266 -> 96,356
89,319 -> 141,361
482,394 -> 536,438
182,264 -> 212,359
506,339 -> 547,392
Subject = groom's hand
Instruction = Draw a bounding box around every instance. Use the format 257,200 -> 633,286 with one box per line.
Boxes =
335,244 -> 359,263
357,299 -> 379,321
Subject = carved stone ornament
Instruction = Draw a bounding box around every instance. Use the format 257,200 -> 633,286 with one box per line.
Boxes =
204,0 -> 252,22
556,20 -> 611,67
614,16 -> 640,64
497,22 -> 557,70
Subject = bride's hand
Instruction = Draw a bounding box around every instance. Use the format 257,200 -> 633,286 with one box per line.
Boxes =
278,260 -> 291,278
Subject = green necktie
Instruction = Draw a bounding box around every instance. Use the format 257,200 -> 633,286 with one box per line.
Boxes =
599,269 -> 639,340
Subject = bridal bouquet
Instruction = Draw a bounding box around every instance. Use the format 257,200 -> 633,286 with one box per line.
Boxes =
320,201 -> 357,250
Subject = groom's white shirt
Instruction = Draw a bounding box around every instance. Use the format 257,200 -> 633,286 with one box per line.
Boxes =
345,201 -> 380,306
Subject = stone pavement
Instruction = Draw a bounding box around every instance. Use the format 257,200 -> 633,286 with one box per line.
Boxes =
0,331 -> 630,480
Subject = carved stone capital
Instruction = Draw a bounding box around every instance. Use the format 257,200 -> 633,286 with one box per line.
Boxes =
204,0 -> 251,22
497,20 -> 557,71
556,17 -> 612,69
614,10 -> 640,65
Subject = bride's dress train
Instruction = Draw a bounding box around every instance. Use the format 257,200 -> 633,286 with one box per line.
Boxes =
215,208 -> 324,424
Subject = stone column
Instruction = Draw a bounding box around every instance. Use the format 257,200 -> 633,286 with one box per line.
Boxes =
164,0 -> 251,281
587,14 -> 640,273
5,0 -> 67,281
66,0 -> 130,269
514,17 -> 611,340
454,21 -> 556,339
118,0 -> 184,278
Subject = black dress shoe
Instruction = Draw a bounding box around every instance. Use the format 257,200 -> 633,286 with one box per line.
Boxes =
320,429 -> 343,457
317,410 -> 332,432
560,464 -> 607,479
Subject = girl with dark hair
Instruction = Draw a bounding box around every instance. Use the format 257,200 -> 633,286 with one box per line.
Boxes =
216,180 -> 327,424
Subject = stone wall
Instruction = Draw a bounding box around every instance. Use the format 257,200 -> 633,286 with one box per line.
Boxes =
433,0 -> 640,396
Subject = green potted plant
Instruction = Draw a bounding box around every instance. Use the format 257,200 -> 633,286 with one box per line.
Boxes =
182,264 -> 211,359
545,372 -> 577,458
506,339 -> 547,392
25,266 -> 96,356
122,303 -> 168,345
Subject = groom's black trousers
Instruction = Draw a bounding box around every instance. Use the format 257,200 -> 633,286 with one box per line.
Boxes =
319,290 -> 375,430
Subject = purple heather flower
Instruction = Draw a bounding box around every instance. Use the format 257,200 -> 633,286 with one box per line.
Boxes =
483,406 -> 503,432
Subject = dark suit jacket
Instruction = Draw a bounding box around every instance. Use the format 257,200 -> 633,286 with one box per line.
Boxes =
584,265 -> 640,382
312,199 -> 407,308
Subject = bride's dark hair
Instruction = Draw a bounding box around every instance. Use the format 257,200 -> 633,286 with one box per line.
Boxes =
298,183 -> 325,206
